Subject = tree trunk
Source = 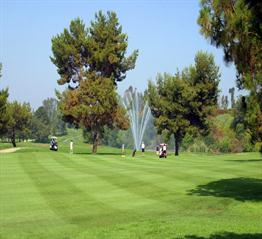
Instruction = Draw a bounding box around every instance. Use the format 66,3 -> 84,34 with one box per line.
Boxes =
132,149 -> 136,157
92,132 -> 99,154
11,129 -> 16,147
174,136 -> 179,156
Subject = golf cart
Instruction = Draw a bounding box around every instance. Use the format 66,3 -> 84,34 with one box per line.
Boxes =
159,143 -> 167,158
50,137 -> 58,151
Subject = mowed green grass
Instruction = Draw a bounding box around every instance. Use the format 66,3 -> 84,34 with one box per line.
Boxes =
0,144 -> 262,239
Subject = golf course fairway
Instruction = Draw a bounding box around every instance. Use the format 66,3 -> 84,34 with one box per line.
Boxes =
1,145 -> 261,239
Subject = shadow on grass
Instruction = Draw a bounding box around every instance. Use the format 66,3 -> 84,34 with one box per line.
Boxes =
225,159 -> 262,163
188,177 -> 262,202
182,232 -> 262,239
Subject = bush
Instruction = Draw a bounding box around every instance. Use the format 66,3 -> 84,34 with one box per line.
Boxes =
182,133 -> 194,151
255,142 -> 262,153
241,131 -> 254,152
214,138 -> 230,153
230,139 -> 243,153
188,140 -> 209,153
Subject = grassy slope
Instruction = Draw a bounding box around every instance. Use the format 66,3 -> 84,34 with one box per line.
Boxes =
0,143 -> 261,239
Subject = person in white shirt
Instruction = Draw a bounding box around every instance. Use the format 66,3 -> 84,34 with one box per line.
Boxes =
141,142 -> 145,155
70,140 -> 73,154
121,144 -> 125,157
163,144 -> 167,157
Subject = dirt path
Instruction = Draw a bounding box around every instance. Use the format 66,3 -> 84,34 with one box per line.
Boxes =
0,147 -> 22,154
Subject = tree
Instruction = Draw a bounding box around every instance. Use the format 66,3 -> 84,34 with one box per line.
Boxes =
29,98 -> 67,142
0,64 -> 9,136
148,73 -> 193,156
198,0 -> 261,93
51,11 -> 136,153
30,117 -> 50,143
51,11 -> 138,88
186,52 -> 220,134
30,106 -> 51,143
6,101 -> 32,147
225,96 -> 229,110
221,95 -> 229,110
148,52 -> 220,155
198,0 -> 262,143
229,87 -> 235,108
42,98 -> 67,136
232,95 -> 262,145
57,77 -> 128,153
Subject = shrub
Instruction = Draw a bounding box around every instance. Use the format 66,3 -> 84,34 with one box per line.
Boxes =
215,138 -> 230,153
188,140 -> 209,153
182,133 -> 194,151
230,138 -> 243,153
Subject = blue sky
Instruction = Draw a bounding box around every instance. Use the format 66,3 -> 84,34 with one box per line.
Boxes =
1,0 -> 237,109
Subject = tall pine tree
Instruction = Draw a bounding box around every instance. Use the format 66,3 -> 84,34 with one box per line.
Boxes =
198,0 -> 262,143
51,12 -> 136,153
148,52 -> 220,155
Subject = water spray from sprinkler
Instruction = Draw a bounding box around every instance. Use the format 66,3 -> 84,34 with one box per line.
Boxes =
122,87 -> 151,157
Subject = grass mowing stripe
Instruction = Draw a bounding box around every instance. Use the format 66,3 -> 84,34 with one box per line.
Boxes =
1,146 -> 261,239
19,153 -> 122,228
42,152 -> 158,210
51,153 -> 169,204
54,153 -> 234,211
74,154 -> 255,192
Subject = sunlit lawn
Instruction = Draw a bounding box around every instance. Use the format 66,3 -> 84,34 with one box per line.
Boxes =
0,143 -> 261,239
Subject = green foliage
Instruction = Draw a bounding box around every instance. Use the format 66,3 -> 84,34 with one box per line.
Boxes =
232,96 -> 261,147
198,0 -> 262,144
181,133 -> 195,151
0,90 -> 9,136
30,117 -> 50,143
187,140 -> 209,153
88,11 -> 138,84
148,52 -> 220,155
220,95 -> 229,110
35,106 -> 50,125
6,101 -> 32,147
0,64 -> 9,136
148,73 -> 192,155
198,0 -> 262,92
101,126 -> 122,148
42,98 -> 67,136
51,11 -> 135,153
179,108 -> 258,154
228,87 -> 235,108
184,111 -> 255,154
57,77 -> 128,153
31,106 -> 51,143
30,98 -> 67,143
207,113 -> 236,153
51,11 -> 138,87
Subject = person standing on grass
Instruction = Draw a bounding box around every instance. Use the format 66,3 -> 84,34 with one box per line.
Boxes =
121,144 -> 125,157
163,143 -> 167,157
70,140 -> 73,154
141,142 -> 145,155
156,145 -> 159,155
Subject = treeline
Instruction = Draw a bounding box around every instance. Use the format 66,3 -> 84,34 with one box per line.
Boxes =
96,71 -> 261,154
51,8 -> 261,155
0,69 -> 67,147
94,103 -> 261,154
